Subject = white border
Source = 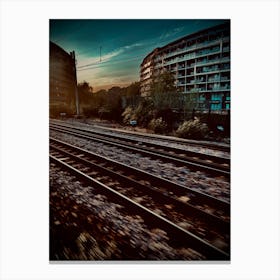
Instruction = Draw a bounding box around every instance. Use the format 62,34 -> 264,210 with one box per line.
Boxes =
1,0 -> 279,279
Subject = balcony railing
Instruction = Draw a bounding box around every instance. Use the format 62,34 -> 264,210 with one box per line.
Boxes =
196,47 -> 220,57
164,38 -> 226,59
219,86 -> 230,90
196,56 -> 230,66
197,66 -> 220,74
221,76 -> 230,81
221,65 -> 230,70
198,88 -> 206,92
196,60 -> 208,66
186,72 -> 194,76
207,86 -> 230,91
196,79 -> 206,83
208,78 -> 220,82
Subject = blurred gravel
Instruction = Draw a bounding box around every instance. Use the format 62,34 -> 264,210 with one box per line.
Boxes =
50,163 -> 206,260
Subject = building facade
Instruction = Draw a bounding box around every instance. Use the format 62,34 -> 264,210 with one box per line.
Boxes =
50,41 -> 79,115
140,22 -> 230,111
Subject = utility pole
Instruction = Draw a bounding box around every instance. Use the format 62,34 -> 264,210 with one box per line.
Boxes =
71,51 -> 80,116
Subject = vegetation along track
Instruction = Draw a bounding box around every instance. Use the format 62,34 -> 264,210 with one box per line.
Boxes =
50,137 -> 230,259
49,122 -> 230,178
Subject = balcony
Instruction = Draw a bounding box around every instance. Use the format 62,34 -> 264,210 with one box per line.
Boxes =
220,64 -> 230,71
186,72 -> 194,76
197,66 -> 219,74
221,76 -> 230,81
184,53 -> 196,60
198,88 -> 207,92
219,85 -> 230,90
196,79 -> 206,83
208,78 -> 220,82
196,60 -> 208,66
220,56 -> 230,62
184,38 -> 224,53
177,82 -> 186,86
207,86 -> 230,91
196,47 -> 220,57
190,88 -> 198,92
164,59 -> 178,66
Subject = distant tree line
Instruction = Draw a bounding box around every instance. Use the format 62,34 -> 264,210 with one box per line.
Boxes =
77,81 -> 141,122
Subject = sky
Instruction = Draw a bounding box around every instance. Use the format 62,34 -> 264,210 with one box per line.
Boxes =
50,19 -> 227,92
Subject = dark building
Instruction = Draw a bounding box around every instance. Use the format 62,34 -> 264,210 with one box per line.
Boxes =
49,41 -> 79,116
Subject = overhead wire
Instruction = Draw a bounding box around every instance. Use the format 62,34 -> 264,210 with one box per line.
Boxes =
77,54 -> 147,72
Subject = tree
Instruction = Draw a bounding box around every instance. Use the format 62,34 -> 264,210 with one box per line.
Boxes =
148,71 -> 181,130
183,90 -> 199,119
77,81 -> 93,105
126,81 -> 141,108
149,71 -> 181,110
104,87 -> 123,121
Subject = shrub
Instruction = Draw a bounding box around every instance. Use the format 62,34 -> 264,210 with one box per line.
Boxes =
122,106 -> 136,125
176,118 -> 208,139
148,117 -> 168,134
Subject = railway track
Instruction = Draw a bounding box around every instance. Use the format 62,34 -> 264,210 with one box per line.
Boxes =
51,119 -> 230,153
49,122 -> 230,178
92,124 -> 230,153
50,137 -> 230,260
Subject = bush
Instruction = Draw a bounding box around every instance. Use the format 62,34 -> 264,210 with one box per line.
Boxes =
148,117 -> 168,134
176,118 -> 208,139
82,106 -> 98,117
122,106 -> 136,125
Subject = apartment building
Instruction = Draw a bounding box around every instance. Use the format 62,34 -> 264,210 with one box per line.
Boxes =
140,22 -> 230,111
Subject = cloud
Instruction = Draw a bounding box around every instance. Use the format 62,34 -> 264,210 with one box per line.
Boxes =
100,49 -> 123,62
158,26 -> 185,41
100,43 -> 143,62
123,43 -> 143,50
77,42 -> 143,69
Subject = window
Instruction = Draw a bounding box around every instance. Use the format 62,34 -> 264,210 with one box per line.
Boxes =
211,93 -> 221,101
211,103 -> 221,110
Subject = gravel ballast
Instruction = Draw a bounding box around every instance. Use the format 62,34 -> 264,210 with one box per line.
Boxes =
50,163 -> 206,260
